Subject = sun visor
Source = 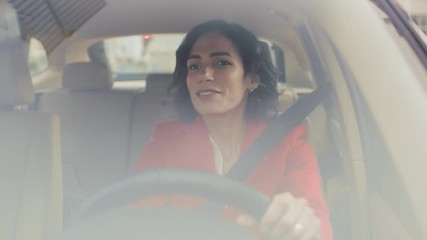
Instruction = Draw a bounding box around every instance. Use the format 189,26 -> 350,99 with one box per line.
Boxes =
8,0 -> 106,53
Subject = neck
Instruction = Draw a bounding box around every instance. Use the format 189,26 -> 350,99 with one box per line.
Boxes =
203,114 -> 246,144
202,109 -> 246,170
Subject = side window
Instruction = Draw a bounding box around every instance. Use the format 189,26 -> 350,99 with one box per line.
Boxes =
28,38 -> 48,76
0,2 -> 21,40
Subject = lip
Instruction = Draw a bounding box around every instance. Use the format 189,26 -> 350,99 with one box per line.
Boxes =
196,89 -> 222,96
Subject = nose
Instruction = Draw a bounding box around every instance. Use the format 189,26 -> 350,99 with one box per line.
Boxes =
199,66 -> 214,83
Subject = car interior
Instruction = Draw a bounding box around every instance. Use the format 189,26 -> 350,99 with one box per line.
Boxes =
0,36 -> 62,240
1,0 -> 426,239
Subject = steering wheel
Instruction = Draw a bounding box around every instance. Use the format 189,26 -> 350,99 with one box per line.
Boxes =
58,169 -> 271,240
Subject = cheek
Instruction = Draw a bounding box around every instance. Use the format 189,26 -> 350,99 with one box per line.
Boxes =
232,85 -> 249,102
228,75 -> 250,95
186,76 -> 196,92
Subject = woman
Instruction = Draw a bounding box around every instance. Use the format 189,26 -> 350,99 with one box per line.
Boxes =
137,20 -> 332,240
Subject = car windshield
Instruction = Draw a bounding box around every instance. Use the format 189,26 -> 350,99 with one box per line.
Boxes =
1,0 -> 427,240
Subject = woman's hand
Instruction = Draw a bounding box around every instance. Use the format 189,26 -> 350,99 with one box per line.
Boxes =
236,192 -> 321,240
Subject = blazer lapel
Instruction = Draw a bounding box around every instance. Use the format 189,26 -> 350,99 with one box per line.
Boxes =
176,117 -> 216,173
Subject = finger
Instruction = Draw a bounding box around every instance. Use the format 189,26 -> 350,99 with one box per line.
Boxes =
260,193 -> 292,234
300,214 -> 321,240
288,207 -> 312,240
236,213 -> 256,227
268,197 -> 304,239
287,205 -> 320,240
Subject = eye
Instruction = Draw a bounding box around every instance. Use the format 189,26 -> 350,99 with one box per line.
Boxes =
215,60 -> 231,67
187,63 -> 201,70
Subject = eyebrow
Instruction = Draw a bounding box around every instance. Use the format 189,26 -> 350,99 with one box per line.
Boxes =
187,51 -> 231,60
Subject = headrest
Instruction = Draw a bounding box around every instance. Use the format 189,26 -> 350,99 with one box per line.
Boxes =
145,74 -> 173,95
62,62 -> 112,90
258,41 -> 273,64
0,37 -> 34,106
286,51 -> 314,88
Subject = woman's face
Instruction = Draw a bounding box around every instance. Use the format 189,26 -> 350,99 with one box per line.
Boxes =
186,32 -> 256,118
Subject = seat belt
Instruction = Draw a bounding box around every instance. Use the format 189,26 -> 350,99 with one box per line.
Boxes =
199,83 -> 330,214
227,82 -> 331,181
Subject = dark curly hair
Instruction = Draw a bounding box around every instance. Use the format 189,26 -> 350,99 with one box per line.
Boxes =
169,20 -> 280,123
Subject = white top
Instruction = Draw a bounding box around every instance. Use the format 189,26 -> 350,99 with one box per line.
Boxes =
208,136 -> 223,175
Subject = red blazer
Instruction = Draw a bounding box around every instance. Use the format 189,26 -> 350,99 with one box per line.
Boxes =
136,117 -> 332,239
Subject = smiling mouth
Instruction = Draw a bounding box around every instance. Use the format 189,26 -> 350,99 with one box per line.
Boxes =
196,89 -> 221,96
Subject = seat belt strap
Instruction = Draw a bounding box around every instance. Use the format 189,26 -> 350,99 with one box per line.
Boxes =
226,83 -> 330,181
